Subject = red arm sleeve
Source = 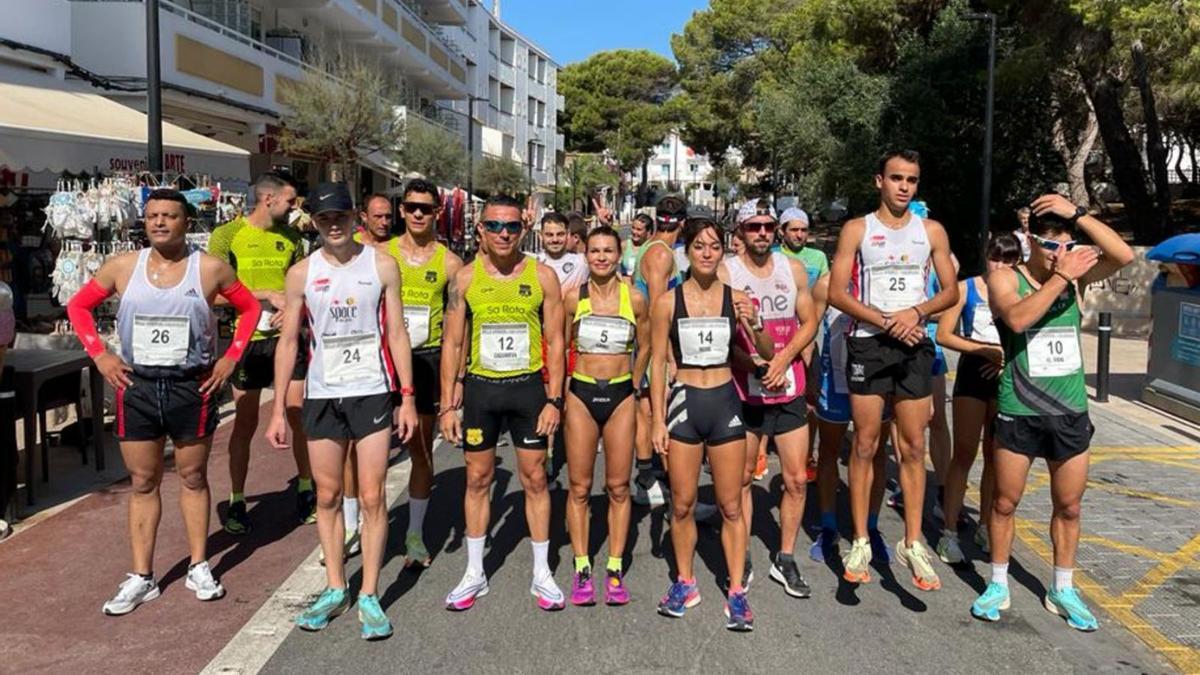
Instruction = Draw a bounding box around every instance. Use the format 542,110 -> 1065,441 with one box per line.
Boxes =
66,280 -> 114,358
219,280 -> 261,363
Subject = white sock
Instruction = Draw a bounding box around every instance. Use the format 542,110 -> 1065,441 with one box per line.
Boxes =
466,536 -> 486,577
991,562 -> 1009,587
1054,566 -> 1073,590
343,497 -> 359,532
408,497 -> 428,536
531,540 -> 550,579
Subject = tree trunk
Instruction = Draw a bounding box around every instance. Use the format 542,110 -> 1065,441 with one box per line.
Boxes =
1172,132 -> 1189,185
1132,40 -> 1171,241
1051,86 -> 1100,209
1078,65 -> 1155,241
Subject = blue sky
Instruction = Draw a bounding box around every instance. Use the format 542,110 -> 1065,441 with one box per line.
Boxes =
493,0 -> 709,65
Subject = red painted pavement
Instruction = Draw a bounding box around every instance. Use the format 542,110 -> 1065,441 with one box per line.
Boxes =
0,402 -> 317,674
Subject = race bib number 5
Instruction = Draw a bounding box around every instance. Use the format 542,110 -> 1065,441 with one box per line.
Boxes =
576,316 -> 631,355
480,323 -> 531,372
132,315 -> 190,366
1027,326 -> 1081,377
322,333 -> 382,385
677,317 -> 730,367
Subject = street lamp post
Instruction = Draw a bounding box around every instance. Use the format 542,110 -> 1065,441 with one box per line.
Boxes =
967,11 -> 997,271
146,0 -> 163,174
465,96 -> 488,204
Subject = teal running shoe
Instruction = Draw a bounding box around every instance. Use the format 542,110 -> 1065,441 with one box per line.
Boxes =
970,582 -> 1010,622
295,587 -> 350,631
357,594 -> 393,640
1044,586 -> 1099,632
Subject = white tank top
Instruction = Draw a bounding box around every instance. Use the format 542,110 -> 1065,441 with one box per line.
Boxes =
725,253 -> 804,404
821,303 -> 852,394
850,212 -> 931,337
304,247 -> 392,399
117,247 -> 216,376
537,251 -> 587,291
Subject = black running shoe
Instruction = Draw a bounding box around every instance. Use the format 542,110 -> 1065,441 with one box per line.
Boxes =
297,488 -> 317,525
224,500 -> 250,535
769,554 -> 812,598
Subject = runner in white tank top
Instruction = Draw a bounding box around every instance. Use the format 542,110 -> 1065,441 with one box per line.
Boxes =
826,150 -> 959,592
721,200 -> 818,600
264,183 -> 418,639
66,189 -> 262,616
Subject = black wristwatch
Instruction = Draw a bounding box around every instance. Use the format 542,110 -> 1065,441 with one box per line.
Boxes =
547,397 -> 564,410
1069,205 -> 1086,223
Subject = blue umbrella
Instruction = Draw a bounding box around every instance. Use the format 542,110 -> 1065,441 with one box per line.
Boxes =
1147,234 -> 1200,263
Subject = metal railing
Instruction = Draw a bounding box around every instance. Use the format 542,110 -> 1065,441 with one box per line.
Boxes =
394,0 -> 466,63
153,0 -> 319,75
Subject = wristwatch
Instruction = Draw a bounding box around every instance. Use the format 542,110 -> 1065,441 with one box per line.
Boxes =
547,396 -> 564,410
1069,205 -> 1086,223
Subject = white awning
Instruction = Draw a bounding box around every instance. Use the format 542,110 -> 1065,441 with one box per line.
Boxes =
0,81 -> 250,181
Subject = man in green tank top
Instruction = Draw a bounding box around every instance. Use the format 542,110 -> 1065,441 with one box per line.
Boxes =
971,192 -> 1134,631
439,194 -> 567,611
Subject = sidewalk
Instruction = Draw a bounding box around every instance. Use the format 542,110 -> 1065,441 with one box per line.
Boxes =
0,401 -> 322,674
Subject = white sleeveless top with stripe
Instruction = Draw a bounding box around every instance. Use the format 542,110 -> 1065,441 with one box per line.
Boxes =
117,247 -> 216,375
303,248 -> 393,399
849,212 -> 931,337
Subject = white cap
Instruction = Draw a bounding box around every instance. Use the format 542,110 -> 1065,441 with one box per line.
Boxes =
737,199 -> 777,225
779,207 -> 809,225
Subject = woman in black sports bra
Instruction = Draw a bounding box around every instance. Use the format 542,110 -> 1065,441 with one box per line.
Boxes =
649,217 -> 773,631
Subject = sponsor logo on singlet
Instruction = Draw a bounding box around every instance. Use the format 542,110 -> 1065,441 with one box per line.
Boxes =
275,241 -> 286,252
329,297 -> 360,322
869,235 -> 887,247
313,277 -> 331,293
425,271 -> 437,283
519,284 -> 532,297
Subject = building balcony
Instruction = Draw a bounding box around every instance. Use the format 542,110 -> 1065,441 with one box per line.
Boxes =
498,61 -> 517,87
498,111 -> 516,136
410,0 -> 467,26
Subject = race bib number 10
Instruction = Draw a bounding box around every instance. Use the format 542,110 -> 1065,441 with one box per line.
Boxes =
1026,326 -> 1081,377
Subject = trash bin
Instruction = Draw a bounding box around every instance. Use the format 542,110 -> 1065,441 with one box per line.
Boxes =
1143,234 -> 1200,422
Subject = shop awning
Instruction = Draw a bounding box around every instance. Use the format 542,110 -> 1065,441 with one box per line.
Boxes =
0,82 -> 250,182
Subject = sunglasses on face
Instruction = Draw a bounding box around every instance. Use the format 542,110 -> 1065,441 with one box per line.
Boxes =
742,221 -> 776,234
1032,234 -> 1077,252
482,220 -> 523,235
403,202 -> 437,215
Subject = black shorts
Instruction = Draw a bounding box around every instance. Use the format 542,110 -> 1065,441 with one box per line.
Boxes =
568,375 -> 634,427
462,373 -> 548,451
953,353 -> 1000,402
231,336 -> 307,391
666,381 -> 745,446
410,348 -> 441,416
742,396 -> 808,437
302,392 -> 393,441
845,335 -> 935,398
116,371 -> 220,443
994,412 -> 1093,462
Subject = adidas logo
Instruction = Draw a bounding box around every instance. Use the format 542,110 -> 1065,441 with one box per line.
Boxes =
728,415 -> 741,428
184,289 -> 199,297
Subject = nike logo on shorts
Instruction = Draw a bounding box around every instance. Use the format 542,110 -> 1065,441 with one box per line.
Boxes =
373,413 -> 389,424
522,437 -> 540,445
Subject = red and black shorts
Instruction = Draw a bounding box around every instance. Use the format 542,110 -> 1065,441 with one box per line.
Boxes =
116,370 -> 220,443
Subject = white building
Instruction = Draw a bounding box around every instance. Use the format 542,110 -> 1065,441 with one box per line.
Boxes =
632,131 -> 741,208
0,0 -> 560,192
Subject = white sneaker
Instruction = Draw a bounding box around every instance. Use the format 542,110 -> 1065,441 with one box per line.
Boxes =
185,561 -> 227,601
445,569 -> 489,611
531,570 -> 565,611
102,574 -> 160,615
936,532 -> 965,565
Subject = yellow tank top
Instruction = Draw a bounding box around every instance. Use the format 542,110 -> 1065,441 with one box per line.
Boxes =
573,281 -> 636,354
390,239 -> 448,349
467,257 -> 544,378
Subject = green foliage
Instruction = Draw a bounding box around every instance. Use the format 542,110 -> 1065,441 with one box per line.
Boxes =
559,50 -> 686,172
395,120 -> 466,187
474,157 -> 527,197
278,50 -> 404,172
556,154 -> 618,210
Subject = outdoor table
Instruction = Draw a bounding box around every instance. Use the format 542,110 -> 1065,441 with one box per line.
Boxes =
1,349 -> 105,506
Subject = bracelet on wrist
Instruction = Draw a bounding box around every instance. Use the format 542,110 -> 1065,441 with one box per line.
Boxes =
1054,270 -> 1073,284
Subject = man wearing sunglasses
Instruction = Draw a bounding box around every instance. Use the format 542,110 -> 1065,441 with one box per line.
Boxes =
720,198 -> 819,599
828,149 -> 959,592
439,194 -> 567,611
971,193 -> 1134,630
630,194 -> 689,507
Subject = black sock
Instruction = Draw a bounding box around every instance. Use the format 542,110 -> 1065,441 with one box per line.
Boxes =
776,551 -> 793,564
139,572 -> 154,581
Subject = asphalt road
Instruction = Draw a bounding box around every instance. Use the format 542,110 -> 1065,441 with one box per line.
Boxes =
259,432 -> 1169,675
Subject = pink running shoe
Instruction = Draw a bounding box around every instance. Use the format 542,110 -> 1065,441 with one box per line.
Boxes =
604,570 -> 630,606
570,570 -> 596,606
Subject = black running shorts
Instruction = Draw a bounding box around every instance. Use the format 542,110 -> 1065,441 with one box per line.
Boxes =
116,371 -> 220,443
845,334 -> 935,399
409,347 -> 442,416
953,353 -> 1000,402
742,396 -> 808,437
994,412 -> 1093,462
462,373 -> 548,451
568,376 -> 635,427
666,381 -> 745,446
231,336 -> 308,391
302,392 -> 394,441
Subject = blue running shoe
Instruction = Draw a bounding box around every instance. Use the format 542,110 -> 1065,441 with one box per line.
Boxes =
724,591 -> 754,632
869,529 -> 893,565
970,582 -> 1010,622
296,587 -> 350,631
357,594 -> 393,640
1044,586 -> 1099,632
657,579 -> 700,618
808,529 -> 838,563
